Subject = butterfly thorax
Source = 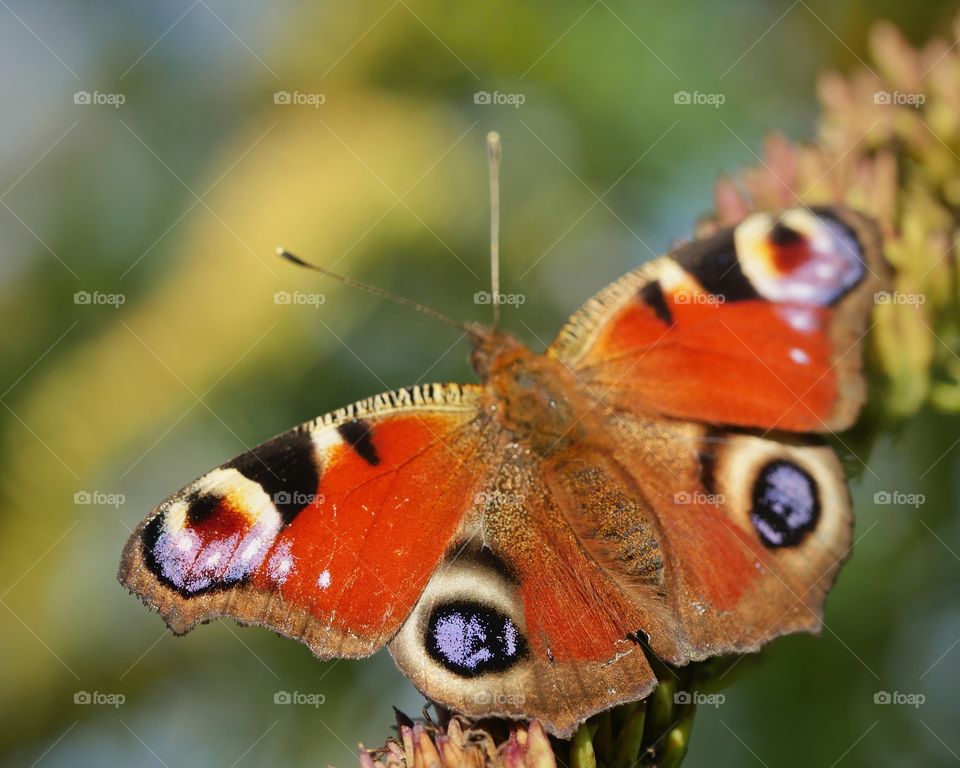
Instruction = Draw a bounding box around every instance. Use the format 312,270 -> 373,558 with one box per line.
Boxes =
472,329 -> 589,454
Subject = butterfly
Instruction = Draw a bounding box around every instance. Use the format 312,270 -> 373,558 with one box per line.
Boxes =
119,135 -> 885,737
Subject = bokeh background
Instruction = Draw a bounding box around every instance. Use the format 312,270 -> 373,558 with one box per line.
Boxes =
2,1 -> 959,765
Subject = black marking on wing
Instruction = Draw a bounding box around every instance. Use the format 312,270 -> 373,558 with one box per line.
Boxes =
445,542 -> 521,585
639,280 -> 674,325
769,221 -> 804,246
184,492 -> 220,527
337,419 -> 380,466
141,514 -> 166,588
675,230 -> 760,302
698,428 -> 720,496
226,429 -> 320,524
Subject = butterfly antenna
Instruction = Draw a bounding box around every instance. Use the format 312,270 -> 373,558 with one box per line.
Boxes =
276,249 -> 476,334
487,131 -> 502,330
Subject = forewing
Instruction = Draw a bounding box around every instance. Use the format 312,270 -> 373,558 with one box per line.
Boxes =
119,383 -> 494,658
548,207 -> 886,432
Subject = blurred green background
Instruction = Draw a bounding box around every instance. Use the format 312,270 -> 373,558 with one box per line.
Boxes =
2,1 -> 959,765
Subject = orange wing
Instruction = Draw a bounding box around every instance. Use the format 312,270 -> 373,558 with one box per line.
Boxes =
548,207 -> 886,432
119,383 -> 494,658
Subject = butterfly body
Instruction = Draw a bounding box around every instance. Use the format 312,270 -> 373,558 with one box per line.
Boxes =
120,205 -> 885,736
473,331 -> 596,453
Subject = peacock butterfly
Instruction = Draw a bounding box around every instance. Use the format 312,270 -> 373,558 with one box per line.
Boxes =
119,133 -> 886,737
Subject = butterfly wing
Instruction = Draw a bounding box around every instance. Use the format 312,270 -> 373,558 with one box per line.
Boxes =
605,413 -> 853,661
119,383 -> 494,658
548,207 -> 886,431
123,383 -> 662,737
389,443 -> 661,738
385,420 -> 852,736
541,206 -> 882,662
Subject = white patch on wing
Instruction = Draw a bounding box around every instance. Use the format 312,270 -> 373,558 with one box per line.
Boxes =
778,306 -> 820,333
658,259 -> 707,301
317,569 -> 332,590
267,540 -> 296,585
311,427 -> 343,458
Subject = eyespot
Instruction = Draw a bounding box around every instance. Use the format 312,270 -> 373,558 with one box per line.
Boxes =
751,460 -> 820,548
426,600 -> 527,677
143,468 -> 283,596
735,209 -> 864,305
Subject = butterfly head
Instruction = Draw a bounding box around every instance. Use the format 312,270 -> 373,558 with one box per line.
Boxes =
470,327 -> 581,450
469,326 -> 528,380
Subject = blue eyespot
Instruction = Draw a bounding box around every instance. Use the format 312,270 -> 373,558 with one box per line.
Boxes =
426,601 -> 526,677
751,460 -> 820,548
